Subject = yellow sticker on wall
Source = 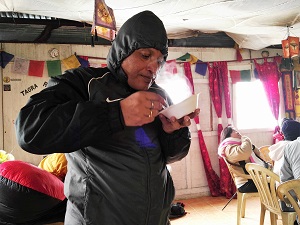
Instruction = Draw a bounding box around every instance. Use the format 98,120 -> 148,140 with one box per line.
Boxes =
3,76 -> 10,83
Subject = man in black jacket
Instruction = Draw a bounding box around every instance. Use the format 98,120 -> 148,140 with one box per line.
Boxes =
15,10 -> 199,225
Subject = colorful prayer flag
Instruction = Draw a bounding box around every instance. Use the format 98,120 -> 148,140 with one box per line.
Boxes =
176,53 -> 198,64
28,60 -> 45,77
195,60 -> 208,76
77,55 -> 90,68
176,53 -> 191,61
46,60 -> 62,77
13,57 -> 29,75
229,70 -> 251,84
0,51 -> 14,68
189,54 -> 198,64
62,55 -> 81,70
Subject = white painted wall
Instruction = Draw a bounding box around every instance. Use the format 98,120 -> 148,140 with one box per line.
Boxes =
0,43 -> 282,198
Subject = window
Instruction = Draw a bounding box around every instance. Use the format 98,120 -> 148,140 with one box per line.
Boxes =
156,73 -> 193,104
233,80 -> 277,129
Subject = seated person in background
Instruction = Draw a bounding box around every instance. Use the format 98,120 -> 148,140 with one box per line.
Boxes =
279,135 -> 300,222
280,136 -> 300,182
38,153 -> 68,181
269,118 -> 300,175
218,125 -> 262,193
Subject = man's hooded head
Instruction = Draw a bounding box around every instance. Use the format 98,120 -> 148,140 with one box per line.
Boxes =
106,11 -> 168,78
281,119 -> 300,141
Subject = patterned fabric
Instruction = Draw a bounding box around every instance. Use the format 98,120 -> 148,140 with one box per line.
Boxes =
196,129 -> 221,196
208,61 -> 234,198
254,58 -> 280,120
183,62 -> 194,94
255,58 -> 281,143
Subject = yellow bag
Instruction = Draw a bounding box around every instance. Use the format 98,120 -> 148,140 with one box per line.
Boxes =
38,153 -> 67,181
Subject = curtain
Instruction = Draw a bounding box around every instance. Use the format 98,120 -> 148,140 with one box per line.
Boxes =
208,62 -> 223,141
183,62 -> 220,196
254,58 -> 281,141
208,61 -> 235,198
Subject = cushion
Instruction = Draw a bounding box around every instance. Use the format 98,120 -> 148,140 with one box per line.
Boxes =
0,160 -> 66,224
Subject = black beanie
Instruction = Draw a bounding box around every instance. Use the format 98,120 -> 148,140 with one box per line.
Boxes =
281,119 -> 300,141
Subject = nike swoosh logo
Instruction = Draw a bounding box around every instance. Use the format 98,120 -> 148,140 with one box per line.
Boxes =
106,97 -> 124,103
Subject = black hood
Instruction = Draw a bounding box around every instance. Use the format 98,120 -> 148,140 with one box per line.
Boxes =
107,10 -> 168,79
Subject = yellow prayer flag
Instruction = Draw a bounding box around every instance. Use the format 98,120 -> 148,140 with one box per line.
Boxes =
189,54 -> 198,64
62,55 -> 81,70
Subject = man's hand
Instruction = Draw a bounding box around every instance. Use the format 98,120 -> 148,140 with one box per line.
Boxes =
120,91 -> 167,126
159,108 -> 200,133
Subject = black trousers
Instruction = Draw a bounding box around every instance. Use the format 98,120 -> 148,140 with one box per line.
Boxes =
238,180 -> 258,193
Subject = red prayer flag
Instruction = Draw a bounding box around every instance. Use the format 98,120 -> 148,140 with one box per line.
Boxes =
28,60 -> 45,77
229,70 -> 241,84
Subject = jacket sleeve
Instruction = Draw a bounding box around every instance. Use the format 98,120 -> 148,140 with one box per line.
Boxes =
15,70 -> 124,155
225,136 -> 253,162
159,127 -> 191,164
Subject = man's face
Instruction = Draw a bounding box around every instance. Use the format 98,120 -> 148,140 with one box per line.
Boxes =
121,48 -> 164,90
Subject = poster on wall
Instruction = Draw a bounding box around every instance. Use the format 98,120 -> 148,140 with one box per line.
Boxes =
281,71 -> 295,118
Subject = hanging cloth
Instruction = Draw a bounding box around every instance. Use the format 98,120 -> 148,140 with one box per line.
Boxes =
208,61 -> 235,198
183,62 -> 221,197
254,58 -> 280,120
219,62 -> 234,198
254,58 -> 281,143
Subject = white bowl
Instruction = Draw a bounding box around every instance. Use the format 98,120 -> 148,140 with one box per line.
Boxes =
159,93 -> 199,119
